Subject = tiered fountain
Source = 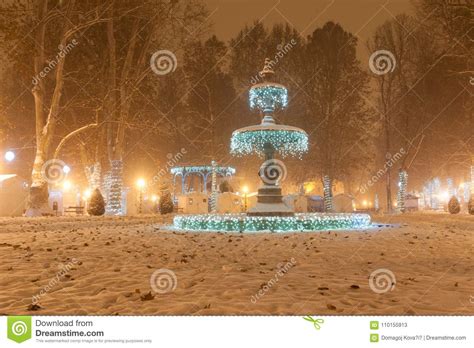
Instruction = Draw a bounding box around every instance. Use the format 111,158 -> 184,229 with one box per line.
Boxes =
173,60 -> 371,232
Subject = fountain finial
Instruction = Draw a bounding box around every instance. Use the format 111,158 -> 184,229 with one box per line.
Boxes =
260,58 -> 275,82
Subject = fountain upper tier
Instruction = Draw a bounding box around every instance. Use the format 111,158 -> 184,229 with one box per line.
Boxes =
231,59 -> 308,159
230,123 -> 308,158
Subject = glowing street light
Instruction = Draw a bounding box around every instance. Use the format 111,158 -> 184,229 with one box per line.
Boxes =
83,189 -> 92,200
4,151 -> 15,162
136,178 -> 146,190
63,165 -> 71,174
63,180 -> 72,191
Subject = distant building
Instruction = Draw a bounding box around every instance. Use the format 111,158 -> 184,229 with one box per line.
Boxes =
333,193 -> 355,213
177,193 -> 209,214
0,174 -> 28,216
405,193 -> 419,212
216,192 -> 242,213
307,195 -> 324,212
283,194 -> 308,212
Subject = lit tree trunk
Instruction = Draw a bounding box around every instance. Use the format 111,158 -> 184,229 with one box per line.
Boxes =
84,162 -> 102,190
447,177 -> 454,198
210,160 -> 217,213
106,160 -> 123,215
105,2 -> 123,215
323,175 -> 333,212
396,168 -> 407,213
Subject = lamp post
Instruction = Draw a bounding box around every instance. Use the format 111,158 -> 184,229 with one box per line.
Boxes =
242,185 -> 249,212
136,178 -> 146,214
151,194 -> 159,213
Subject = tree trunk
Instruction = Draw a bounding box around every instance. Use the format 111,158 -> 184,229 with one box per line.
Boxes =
105,159 -> 123,215
323,175 -> 333,212
26,0 -> 49,216
85,163 -> 102,190
384,110 -> 392,213
396,169 -> 407,213
104,2 -> 124,215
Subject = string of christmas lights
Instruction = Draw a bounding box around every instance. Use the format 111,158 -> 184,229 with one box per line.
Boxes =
105,160 -> 123,215
397,169 -> 407,212
323,175 -> 333,212
210,161 -> 218,213
173,213 -> 371,232
249,83 -> 288,111
230,129 -> 308,158
170,165 -> 236,176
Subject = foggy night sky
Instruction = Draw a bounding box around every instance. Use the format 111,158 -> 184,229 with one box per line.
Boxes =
204,0 -> 412,59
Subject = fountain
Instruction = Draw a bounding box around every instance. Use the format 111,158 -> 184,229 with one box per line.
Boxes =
173,59 -> 371,232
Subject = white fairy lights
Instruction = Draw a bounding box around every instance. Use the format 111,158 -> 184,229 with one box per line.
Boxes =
396,170 -> 408,212
173,59 -> 369,233
174,213 -> 371,232
230,129 -> 308,158
249,83 -> 288,111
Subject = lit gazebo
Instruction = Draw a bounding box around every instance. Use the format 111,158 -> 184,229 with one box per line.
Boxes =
171,163 -> 236,195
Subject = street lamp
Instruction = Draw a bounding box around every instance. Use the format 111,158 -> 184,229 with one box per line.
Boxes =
63,165 -> 71,174
4,151 -> 15,162
136,178 -> 146,214
242,185 -> 249,212
63,180 -> 72,191
83,189 -> 92,200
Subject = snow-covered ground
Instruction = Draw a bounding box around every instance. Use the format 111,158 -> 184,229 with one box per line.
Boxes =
0,212 -> 472,315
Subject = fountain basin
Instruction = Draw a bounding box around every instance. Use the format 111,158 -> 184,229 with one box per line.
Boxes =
173,213 -> 371,232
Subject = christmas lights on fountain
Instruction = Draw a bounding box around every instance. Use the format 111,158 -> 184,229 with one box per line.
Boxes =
173,58 -> 371,232
174,213 -> 371,232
